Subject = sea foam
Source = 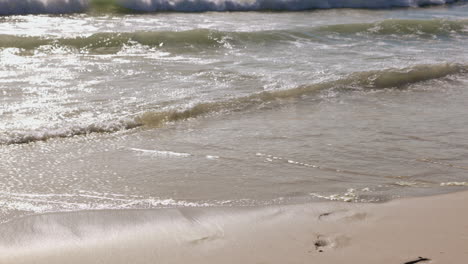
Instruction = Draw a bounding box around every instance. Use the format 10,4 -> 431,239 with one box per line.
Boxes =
0,0 -> 464,15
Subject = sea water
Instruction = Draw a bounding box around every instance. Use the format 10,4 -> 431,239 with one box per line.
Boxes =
1,0 -> 468,224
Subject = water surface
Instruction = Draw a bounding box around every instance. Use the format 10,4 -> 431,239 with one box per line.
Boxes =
1,2 -> 468,223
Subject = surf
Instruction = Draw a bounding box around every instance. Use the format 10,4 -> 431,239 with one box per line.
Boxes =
1,63 -> 466,145
0,0 -> 466,15
136,63 -> 468,127
1,19 -> 466,54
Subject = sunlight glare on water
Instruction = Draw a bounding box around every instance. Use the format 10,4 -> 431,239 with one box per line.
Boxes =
0,1 -> 468,223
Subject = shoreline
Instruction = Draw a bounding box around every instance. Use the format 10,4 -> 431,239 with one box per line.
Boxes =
1,190 -> 467,263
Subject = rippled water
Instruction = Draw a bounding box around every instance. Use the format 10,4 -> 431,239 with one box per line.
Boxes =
1,2 -> 468,223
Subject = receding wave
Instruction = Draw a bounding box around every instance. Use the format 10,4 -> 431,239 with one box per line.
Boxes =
2,63 -> 466,146
0,0 -> 465,15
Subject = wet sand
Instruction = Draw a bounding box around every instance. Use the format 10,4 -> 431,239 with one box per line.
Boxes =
1,190 -> 468,264
315,190 -> 468,264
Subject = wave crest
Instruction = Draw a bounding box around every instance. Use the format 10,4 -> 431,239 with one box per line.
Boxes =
138,63 -> 468,126
318,19 -> 468,36
1,19 -> 466,54
0,29 -> 298,54
117,0 -> 463,12
0,30 -> 223,53
2,63 -> 466,145
0,0 -> 465,15
1,119 -> 141,145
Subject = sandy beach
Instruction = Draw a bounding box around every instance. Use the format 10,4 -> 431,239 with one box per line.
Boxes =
1,190 -> 467,264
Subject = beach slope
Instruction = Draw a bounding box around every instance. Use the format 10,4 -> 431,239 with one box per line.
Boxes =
1,191 -> 467,264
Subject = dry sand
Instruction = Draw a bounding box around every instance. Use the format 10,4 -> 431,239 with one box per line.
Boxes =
1,190 -> 468,264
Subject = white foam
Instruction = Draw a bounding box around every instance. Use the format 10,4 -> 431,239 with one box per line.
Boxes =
440,182 -> 468,186
0,0 -> 463,15
0,118 -> 141,145
130,148 -> 192,157
0,0 -> 87,15
310,188 -> 359,202
120,0 -> 461,12
0,190 -> 216,224
394,181 -> 419,187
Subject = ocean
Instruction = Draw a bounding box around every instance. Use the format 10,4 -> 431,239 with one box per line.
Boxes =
1,0 -> 468,256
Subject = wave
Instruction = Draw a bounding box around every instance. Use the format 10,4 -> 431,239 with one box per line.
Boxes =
317,19 -> 468,36
0,0 -> 86,15
136,63 -> 468,127
0,29 -> 299,53
1,19 -> 466,53
2,63 -> 466,146
0,0 -> 465,15
1,119 -> 141,145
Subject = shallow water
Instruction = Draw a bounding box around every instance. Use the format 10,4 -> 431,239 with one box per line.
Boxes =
1,2 -> 468,223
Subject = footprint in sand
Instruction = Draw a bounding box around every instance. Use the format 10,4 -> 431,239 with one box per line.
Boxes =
314,237 -> 328,253
313,234 -> 351,253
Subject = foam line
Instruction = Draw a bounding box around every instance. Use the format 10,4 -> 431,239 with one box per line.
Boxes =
0,0 -> 465,15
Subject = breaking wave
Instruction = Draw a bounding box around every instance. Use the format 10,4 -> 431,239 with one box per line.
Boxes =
0,0 -> 466,15
1,19 -> 467,53
136,63 -> 468,126
1,63 -> 466,146
2,119 -> 141,145
0,29 -> 282,53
